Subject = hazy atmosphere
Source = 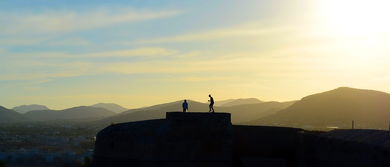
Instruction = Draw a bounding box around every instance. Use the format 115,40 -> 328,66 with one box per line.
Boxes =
1,0 -> 390,109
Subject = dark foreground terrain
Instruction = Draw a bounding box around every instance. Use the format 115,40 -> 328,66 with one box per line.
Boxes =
93,112 -> 390,167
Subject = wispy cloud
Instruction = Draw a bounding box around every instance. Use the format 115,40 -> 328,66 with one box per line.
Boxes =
0,46 -> 321,81
0,47 -> 180,80
180,76 -> 233,82
0,8 -> 180,34
88,47 -> 178,57
0,38 -> 47,46
3,47 -> 178,58
136,22 -> 293,44
98,55 -> 304,75
0,71 -> 87,81
0,53 -> 269,81
0,62 -> 95,81
46,37 -> 93,47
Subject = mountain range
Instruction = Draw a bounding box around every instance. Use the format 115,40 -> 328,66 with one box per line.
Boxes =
91,103 -> 128,113
215,98 -> 263,107
0,106 -> 27,122
2,87 -> 390,130
214,98 -> 262,107
93,99 -> 293,127
24,106 -> 116,121
12,104 -> 50,114
250,87 -> 390,130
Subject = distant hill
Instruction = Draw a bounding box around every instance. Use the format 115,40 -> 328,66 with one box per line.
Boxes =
91,103 -> 128,113
0,106 -> 27,122
218,98 -> 263,107
250,87 -> 390,130
96,100 -> 206,126
94,100 -> 294,127
13,104 -> 50,114
24,106 -> 116,121
219,101 -> 296,124
214,99 -> 236,106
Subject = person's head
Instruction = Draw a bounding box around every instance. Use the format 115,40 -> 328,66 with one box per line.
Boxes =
184,99 -> 187,102
209,94 -> 211,97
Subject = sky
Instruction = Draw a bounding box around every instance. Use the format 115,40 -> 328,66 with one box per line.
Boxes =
1,0 -> 390,109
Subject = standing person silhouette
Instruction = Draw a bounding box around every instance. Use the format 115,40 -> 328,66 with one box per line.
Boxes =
208,94 -> 215,113
182,100 -> 188,113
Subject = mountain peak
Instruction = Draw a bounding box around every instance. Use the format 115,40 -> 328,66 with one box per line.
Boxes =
25,106 -> 116,121
217,98 -> 262,107
91,103 -> 128,113
253,87 -> 390,129
0,106 -> 27,122
335,86 -> 354,90
332,87 -> 385,93
13,104 -> 50,114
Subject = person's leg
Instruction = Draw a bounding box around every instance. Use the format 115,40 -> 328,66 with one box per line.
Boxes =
209,105 -> 212,112
212,105 -> 215,113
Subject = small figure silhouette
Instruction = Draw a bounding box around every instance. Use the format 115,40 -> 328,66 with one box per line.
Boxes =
182,100 -> 188,113
208,94 -> 215,113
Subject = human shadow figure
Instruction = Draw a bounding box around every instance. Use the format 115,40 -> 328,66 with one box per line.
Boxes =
182,99 -> 188,112
208,94 -> 215,113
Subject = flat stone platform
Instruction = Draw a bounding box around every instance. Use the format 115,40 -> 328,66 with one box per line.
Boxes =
166,112 -> 231,123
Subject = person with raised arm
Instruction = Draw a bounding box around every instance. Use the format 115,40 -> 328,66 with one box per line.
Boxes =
208,94 -> 215,113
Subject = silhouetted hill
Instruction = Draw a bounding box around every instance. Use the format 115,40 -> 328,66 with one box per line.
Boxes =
97,100 -> 207,126
13,104 -> 50,114
24,106 -> 116,121
250,87 -> 390,130
91,103 -> 128,113
219,98 -> 263,107
0,106 -> 27,122
95,100 -> 294,127
214,99 -> 236,106
219,101 -> 296,124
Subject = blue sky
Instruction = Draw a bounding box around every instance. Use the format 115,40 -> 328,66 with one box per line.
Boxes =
1,0 -> 390,109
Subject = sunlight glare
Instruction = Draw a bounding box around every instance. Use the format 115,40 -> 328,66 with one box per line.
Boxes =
317,0 -> 390,37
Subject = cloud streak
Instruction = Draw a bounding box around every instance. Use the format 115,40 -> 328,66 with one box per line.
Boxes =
88,47 -> 178,57
0,8 -> 180,34
2,47 -> 179,58
136,22 -> 294,44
